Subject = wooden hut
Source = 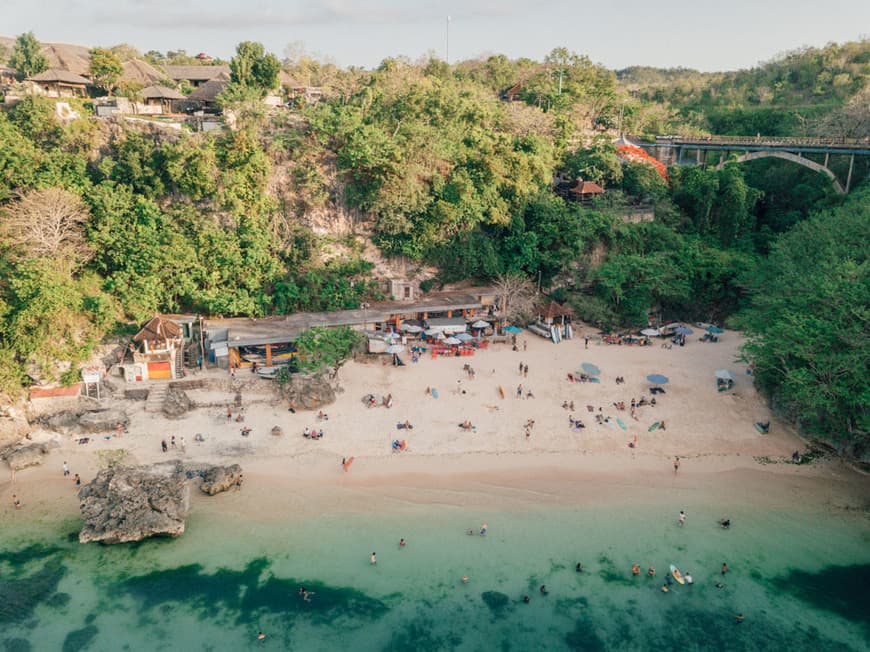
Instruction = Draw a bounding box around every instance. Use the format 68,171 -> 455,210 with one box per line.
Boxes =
141,84 -> 186,114
26,69 -> 90,97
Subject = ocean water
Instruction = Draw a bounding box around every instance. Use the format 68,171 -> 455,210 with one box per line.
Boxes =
1,500 -> 868,651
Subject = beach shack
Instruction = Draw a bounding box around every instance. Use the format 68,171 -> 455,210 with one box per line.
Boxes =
528,301 -> 575,342
140,84 -> 186,114
121,316 -> 185,382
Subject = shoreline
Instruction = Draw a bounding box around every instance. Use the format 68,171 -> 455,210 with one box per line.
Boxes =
3,328 -> 869,530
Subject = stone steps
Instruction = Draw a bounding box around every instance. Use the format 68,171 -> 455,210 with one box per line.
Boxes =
145,384 -> 169,413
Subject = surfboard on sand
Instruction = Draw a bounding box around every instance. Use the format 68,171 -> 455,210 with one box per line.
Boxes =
431,388 -> 439,399
617,418 -> 627,430
498,385 -> 505,399
648,421 -> 661,432
669,564 -> 685,585
342,456 -> 355,472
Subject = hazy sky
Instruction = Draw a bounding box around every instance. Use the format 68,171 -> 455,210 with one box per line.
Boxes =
4,0 -> 869,70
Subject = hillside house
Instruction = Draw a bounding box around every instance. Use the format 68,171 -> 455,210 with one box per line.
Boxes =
165,65 -> 230,87
140,84 -> 186,114
187,74 -> 230,112
26,69 -> 91,97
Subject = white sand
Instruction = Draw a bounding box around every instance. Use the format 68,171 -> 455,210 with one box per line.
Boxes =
5,328 -> 868,520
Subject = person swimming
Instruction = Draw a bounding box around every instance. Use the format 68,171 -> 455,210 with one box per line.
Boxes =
648,566 -> 656,577
632,564 -> 641,576
720,518 -> 731,529
523,595 -> 530,603
480,523 -> 487,536
575,563 -> 583,573
539,585 -> 548,595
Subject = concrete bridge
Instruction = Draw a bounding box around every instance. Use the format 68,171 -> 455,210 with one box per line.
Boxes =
635,135 -> 870,193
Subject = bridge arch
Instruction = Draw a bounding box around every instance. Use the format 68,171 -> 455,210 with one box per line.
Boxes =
715,151 -> 844,194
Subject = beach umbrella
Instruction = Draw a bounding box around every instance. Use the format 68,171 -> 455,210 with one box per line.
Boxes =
383,331 -> 400,341
504,325 -> 522,334
385,344 -> 405,354
706,326 -> 724,334
454,333 -> 474,341
401,323 -> 423,333
581,362 -> 601,376
641,328 -> 659,337
714,369 -> 734,381
674,326 -> 693,335
472,320 -> 491,329
443,337 -> 461,345
424,329 -> 442,337
646,374 -> 669,385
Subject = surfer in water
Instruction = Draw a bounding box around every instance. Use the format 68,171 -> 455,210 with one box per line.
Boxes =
632,564 -> 641,576
539,585 -> 548,595
719,518 -> 731,529
575,563 -> 583,573
480,523 -> 487,536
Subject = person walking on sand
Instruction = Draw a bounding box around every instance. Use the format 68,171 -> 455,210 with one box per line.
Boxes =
12,494 -> 22,509
523,364 -> 528,378
370,552 -> 377,565
523,339 -> 527,352
518,361 -> 524,376
673,456 -> 680,474
516,384 -> 523,398
180,436 -> 186,453
161,439 -> 168,453
584,335 -> 589,349
74,473 -> 81,486
171,435 -> 177,449
63,461 -> 69,477
678,510 -> 687,527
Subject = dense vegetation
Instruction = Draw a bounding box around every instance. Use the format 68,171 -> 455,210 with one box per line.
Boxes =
0,37 -> 867,451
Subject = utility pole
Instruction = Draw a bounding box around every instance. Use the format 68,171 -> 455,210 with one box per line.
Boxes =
446,15 -> 451,64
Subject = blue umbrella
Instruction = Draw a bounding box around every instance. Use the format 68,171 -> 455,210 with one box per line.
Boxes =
504,325 -> 522,334
706,326 -> 724,334
581,362 -> 601,376
454,333 -> 473,341
674,327 -> 693,335
647,374 -> 669,385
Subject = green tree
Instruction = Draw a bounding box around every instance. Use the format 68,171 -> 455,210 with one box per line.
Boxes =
737,188 -> 870,454
88,47 -> 124,95
8,32 -> 48,77
229,41 -> 280,92
294,326 -> 362,372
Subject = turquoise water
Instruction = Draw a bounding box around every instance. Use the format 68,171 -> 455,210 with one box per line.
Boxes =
1,502 -> 869,651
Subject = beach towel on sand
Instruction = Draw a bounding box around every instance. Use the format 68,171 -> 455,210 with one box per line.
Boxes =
648,421 -> 660,432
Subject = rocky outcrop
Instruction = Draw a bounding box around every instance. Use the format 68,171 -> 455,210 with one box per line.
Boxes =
78,408 -> 128,433
186,463 -> 243,495
78,462 -> 190,544
162,388 -> 191,419
1,440 -> 59,470
0,404 -> 30,449
279,373 -> 336,410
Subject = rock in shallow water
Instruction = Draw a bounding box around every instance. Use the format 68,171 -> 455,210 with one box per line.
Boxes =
78,462 -> 190,544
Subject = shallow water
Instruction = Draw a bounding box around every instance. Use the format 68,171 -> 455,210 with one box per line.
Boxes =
1,500 -> 868,651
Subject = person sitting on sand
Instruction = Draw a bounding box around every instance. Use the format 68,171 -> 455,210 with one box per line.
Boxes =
569,401 -> 574,411
241,427 -> 252,437
303,427 -> 311,438
317,411 -> 328,421
562,401 -> 569,410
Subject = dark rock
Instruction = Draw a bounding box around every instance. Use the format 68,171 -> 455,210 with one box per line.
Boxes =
38,411 -> 81,435
78,462 -> 190,544
183,463 -> 243,495
162,389 -> 191,419
279,373 -> 336,410
198,464 -> 242,495
77,409 -> 128,433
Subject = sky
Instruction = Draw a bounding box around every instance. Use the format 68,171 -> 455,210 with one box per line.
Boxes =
4,0 -> 869,71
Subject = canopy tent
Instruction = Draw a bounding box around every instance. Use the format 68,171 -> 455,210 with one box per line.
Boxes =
706,326 -> 724,334
471,320 -> 491,329
581,362 -> 601,376
443,337 -> 461,345
640,328 -> 660,337
646,374 -> 669,385
454,333 -> 474,341
504,325 -> 522,334
385,344 -> 405,354
424,329 -> 445,339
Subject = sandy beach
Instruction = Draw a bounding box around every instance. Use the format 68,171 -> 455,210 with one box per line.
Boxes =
5,327 -> 868,523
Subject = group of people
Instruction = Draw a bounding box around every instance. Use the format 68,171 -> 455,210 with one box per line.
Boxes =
303,427 -> 324,440
160,436 -> 184,452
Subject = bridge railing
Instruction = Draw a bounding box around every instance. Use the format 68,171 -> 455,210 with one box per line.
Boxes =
652,135 -> 870,147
